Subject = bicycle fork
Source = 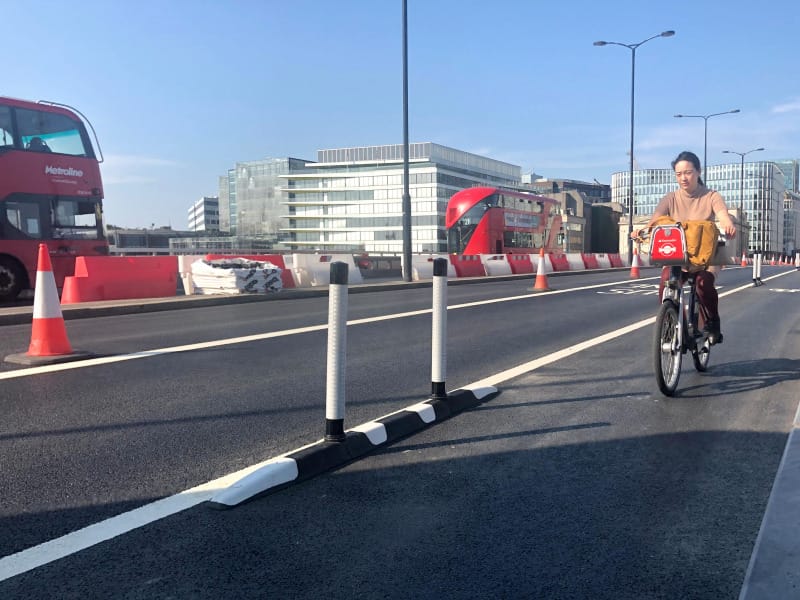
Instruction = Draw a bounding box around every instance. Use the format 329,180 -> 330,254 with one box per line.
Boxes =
662,290 -> 683,355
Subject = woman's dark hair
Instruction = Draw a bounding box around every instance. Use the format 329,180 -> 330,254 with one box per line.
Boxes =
671,151 -> 704,185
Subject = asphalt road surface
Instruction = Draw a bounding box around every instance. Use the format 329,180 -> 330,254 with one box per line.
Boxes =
1,266 -> 798,599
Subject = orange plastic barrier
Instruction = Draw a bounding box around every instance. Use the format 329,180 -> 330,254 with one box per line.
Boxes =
61,256 -> 178,304
581,254 -> 600,269
449,255 -> 486,277
507,254 -> 534,274
548,253 -> 571,272
204,254 -> 295,289
608,254 -> 624,267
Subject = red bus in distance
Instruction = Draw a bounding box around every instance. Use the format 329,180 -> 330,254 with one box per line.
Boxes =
446,187 -> 562,255
0,96 -> 108,301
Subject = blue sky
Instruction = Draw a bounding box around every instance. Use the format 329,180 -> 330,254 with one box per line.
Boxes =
6,0 -> 799,229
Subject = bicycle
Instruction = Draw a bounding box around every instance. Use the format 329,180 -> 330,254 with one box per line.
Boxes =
637,223 -> 727,396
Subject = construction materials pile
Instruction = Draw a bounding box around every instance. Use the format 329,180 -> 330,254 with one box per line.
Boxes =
190,258 -> 283,294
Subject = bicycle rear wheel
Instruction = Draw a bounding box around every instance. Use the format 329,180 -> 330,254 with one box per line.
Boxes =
654,301 -> 682,396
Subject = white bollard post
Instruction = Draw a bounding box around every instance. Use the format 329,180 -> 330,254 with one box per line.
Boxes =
325,262 -> 348,442
756,252 -> 763,286
431,258 -> 448,400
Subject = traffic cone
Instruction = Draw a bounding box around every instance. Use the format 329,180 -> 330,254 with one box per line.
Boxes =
630,249 -> 641,279
530,248 -> 550,292
740,252 -> 747,267
4,244 -> 92,365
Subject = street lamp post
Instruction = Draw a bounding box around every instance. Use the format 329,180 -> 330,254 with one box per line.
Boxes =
401,0 -> 411,281
674,109 -> 740,180
722,147 -> 764,255
594,30 -> 675,266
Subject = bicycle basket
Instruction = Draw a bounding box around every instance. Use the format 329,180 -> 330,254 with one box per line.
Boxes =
650,224 -> 688,265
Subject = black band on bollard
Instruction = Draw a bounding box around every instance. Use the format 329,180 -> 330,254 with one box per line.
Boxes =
433,257 -> 447,277
325,419 -> 346,442
431,381 -> 447,399
330,261 -> 349,285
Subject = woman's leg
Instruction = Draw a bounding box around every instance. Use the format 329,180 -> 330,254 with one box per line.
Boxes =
695,270 -> 719,320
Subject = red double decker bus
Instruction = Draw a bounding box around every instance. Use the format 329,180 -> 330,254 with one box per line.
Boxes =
0,96 -> 107,301
446,187 -> 562,255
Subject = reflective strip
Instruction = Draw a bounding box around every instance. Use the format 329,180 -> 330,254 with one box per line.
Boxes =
32,269 -> 63,320
406,402 -> 436,423
350,421 -> 388,445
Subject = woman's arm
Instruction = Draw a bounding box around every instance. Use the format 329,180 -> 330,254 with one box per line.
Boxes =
712,192 -> 737,237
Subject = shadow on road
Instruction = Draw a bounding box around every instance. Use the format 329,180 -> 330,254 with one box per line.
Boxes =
676,357 -> 800,398
0,430 -> 787,599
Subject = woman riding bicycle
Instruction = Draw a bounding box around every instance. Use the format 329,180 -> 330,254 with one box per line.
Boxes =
632,151 -> 736,343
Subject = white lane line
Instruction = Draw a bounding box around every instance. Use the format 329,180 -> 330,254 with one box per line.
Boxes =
0,271 -> 789,580
0,277 -> 652,381
0,438 -> 323,582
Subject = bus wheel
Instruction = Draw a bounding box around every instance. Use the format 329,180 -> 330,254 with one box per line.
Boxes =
0,256 -> 25,302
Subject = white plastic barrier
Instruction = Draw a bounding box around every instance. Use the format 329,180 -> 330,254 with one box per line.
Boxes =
409,254 -> 456,281
565,253 -> 586,271
177,254 -> 205,295
291,254 -> 364,288
481,254 -> 512,276
594,254 -> 612,268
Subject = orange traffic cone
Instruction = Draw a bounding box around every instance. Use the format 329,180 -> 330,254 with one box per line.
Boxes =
630,249 -> 641,279
530,248 -> 550,292
741,252 -> 747,267
4,244 -> 92,365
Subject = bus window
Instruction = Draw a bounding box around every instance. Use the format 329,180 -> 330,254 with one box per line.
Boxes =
0,105 -> 14,150
16,107 -> 90,157
5,199 -> 42,238
52,198 -> 102,239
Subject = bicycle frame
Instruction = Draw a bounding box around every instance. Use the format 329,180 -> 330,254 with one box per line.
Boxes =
661,266 -> 703,353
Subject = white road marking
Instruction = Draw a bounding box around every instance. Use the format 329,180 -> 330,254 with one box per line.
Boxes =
0,270 -> 795,580
0,278 -> 654,381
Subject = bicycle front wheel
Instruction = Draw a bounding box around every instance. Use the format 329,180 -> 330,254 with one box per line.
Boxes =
692,338 -> 711,372
654,301 -> 682,396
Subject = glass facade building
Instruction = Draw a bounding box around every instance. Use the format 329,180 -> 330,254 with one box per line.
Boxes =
774,160 -> 799,254
218,157 -> 311,239
612,161 -> 786,253
280,143 -> 522,253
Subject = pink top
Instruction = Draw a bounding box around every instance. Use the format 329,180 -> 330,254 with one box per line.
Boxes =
652,185 -> 728,222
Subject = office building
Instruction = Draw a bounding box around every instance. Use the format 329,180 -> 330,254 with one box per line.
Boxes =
218,157 -> 311,238
774,160 -> 799,254
280,143 -> 522,253
188,196 -> 220,232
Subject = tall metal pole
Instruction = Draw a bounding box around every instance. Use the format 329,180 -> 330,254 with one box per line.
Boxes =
627,47 -> 635,266
401,0 -> 412,282
739,154 -> 744,255
594,30 -> 674,267
722,147 -> 764,255
674,109 -> 740,181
